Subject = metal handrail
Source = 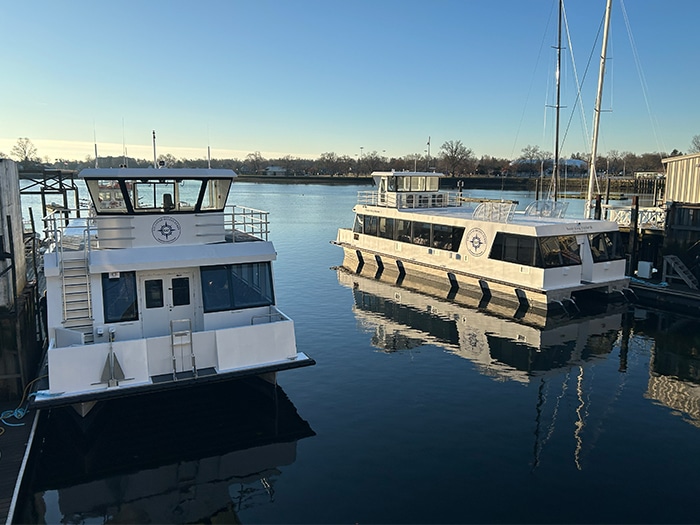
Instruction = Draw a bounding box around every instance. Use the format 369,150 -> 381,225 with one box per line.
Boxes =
226,205 -> 270,241
357,190 -> 460,209
251,306 -> 287,325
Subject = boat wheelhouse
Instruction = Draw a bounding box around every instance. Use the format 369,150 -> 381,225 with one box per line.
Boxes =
33,167 -> 313,414
334,171 -> 629,315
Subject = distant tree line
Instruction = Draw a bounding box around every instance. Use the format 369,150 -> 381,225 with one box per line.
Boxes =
4,135 -> 700,178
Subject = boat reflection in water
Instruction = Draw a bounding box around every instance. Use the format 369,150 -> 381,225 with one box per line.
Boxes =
17,377 -> 314,524
633,309 -> 700,428
337,267 -> 634,471
337,267 -> 626,384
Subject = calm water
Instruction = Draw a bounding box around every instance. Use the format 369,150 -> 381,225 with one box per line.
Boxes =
14,183 -> 700,524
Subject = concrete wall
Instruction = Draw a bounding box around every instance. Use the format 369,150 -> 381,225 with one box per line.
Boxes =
0,159 -> 27,310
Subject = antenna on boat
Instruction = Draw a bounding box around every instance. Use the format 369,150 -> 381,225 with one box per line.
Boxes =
152,130 -> 157,168
207,125 -> 211,169
93,123 -> 99,168
586,0 -> 613,219
426,136 -> 431,171
122,118 -> 128,168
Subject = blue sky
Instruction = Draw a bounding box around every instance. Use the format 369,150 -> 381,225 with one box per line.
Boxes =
1,0 -> 698,163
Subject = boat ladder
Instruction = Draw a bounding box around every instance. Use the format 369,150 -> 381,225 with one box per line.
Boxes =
59,243 -> 94,342
662,255 -> 699,290
170,318 -> 196,380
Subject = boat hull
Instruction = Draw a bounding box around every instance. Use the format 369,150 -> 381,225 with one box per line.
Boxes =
31,351 -> 314,410
337,242 -> 627,317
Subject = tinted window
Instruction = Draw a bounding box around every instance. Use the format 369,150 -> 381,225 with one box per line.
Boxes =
378,217 -> 394,239
102,272 -> 138,323
145,279 -> 163,308
490,233 -> 542,267
231,263 -> 275,309
353,214 -> 364,233
539,235 -> 581,267
413,222 -> 431,246
589,231 -> 625,262
201,263 -> 274,313
395,220 -> 412,242
172,277 -> 190,306
201,266 -> 231,312
364,215 -> 378,236
432,224 -> 463,252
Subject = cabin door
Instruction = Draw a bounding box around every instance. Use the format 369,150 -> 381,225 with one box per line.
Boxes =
140,270 -> 197,339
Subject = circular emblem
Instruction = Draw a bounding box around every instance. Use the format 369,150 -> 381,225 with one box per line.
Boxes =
466,228 -> 487,257
152,216 -> 182,243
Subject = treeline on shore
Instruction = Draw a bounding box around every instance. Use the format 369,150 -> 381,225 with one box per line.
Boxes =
6,136 -> 682,178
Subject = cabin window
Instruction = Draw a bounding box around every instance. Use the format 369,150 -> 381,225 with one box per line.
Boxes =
201,262 -> 274,313
176,179 -> 201,211
432,224 -> 464,252
378,217 -> 394,240
588,231 -> 625,262
86,180 -> 128,213
426,177 -> 439,191
539,235 -> 581,267
412,221 -> 431,246
353,214 -> 364,233
102,272 -> 138,323
200,266 -> 230,312
364,215 -> 378,236
387,178 -> 397,191
200,179 -> 232,211
395,219 -> 412,242
490,233 -> 541,266
231,263 -> 274,308
145,279 -> 164,308
172,277 -> 191,306
410,177 -> 426,192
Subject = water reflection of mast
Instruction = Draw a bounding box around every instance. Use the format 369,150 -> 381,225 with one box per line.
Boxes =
532,317 -> 633,471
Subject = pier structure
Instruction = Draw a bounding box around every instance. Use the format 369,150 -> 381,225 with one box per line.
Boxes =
0,159 -> 43,524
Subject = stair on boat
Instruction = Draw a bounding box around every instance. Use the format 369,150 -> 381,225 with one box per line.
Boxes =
60,257 -> 94,343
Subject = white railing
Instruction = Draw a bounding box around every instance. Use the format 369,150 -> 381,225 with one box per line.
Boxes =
604,206 -> 666,230
357,191 -> 460,209
226,205 -> 270,241
473,201 -> 518,223
251,306 -> 289,325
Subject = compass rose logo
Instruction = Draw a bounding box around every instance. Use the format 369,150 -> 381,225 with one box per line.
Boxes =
152,216 -> 182,244
466,227 -> 487,257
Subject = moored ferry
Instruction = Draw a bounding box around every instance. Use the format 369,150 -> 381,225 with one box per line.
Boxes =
33,166 -> 314,414
334,171 -> 629,315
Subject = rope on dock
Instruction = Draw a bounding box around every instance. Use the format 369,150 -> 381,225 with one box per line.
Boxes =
0,375 -> 47,429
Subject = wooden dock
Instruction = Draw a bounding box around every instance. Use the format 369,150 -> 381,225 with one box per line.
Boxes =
0,402 -> 38,524
629,279 -> 700,316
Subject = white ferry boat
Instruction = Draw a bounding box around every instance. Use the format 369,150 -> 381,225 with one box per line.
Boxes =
334,171 -> 629,315
33,167 -> 313,414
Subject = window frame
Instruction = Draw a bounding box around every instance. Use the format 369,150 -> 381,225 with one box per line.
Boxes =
102,271 -> 139,323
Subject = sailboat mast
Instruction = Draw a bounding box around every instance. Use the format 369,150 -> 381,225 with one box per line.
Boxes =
586,0 -> 613,218
553,0 -> 563,202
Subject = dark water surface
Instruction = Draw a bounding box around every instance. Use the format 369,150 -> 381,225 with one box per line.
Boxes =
15,183 -> 700,524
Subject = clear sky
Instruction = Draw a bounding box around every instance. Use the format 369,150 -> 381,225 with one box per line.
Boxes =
1,0 -> 698,163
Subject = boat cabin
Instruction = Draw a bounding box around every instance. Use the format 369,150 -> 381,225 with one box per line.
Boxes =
35,167 -> 313,413
371,171 -> 447,209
